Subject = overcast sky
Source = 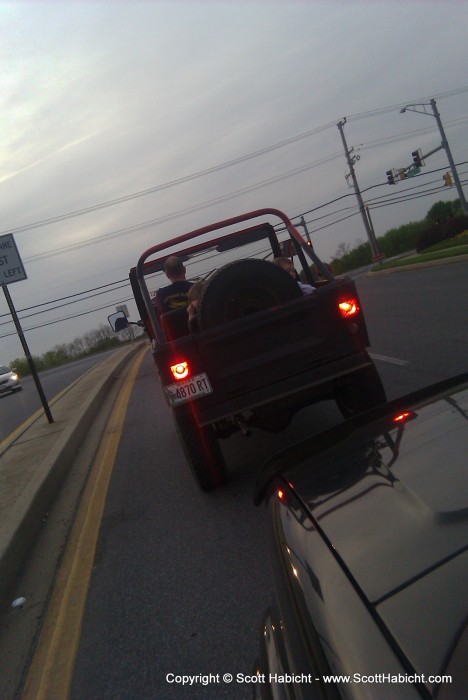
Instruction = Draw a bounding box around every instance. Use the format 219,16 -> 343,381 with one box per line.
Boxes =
1,0 -> 467,364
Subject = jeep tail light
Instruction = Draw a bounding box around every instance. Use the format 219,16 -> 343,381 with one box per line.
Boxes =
338,297 -> 360,318
170,361 -> 190,381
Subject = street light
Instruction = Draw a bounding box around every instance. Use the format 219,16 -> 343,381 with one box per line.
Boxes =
400,98 -> 467,215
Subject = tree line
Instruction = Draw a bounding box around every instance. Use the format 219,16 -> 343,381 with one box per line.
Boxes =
10,323 -> 144,376
330,198 -> 465,274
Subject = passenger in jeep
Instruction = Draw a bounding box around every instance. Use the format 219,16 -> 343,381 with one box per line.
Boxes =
187,280 -> 207,333
273,256 -> 316,295
153,256 -> 193,316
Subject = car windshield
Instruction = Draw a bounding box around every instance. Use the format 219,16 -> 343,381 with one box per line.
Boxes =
0,366 -> 10,374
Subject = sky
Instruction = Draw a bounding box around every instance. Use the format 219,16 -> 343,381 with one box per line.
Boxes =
1,0 -> 467,364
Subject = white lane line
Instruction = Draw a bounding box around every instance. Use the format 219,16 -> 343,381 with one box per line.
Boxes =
369,352 -> 409,366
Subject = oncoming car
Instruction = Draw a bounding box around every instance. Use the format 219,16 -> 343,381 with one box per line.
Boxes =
0,366 -> 22,395
253,372 -> 468,699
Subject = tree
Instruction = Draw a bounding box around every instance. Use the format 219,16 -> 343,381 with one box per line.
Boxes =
426,199 -> 458,224
334,241 -> 350,258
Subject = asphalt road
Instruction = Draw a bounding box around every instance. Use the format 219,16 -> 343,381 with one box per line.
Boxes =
69,263 -> 468,699
2,262 -> 466,699
355,262 -> 468,397
0,349 -> 124,441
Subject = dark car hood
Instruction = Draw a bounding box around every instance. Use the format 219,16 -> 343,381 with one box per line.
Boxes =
270,379 -> 468,687
292,387 -> 467,601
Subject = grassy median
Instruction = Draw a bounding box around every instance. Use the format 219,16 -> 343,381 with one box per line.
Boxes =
372,234 -> 468,271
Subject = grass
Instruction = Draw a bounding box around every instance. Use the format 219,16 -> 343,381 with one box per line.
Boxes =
372,233 -> 468,271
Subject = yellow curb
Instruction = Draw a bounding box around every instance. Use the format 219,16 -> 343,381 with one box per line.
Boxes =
21,346 -> 147,700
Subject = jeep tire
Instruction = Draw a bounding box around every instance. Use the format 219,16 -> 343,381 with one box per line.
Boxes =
197,258 -> 301,329
173,405 -> 227,491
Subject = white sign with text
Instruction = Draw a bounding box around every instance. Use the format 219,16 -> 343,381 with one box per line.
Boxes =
0,234 -> 27,285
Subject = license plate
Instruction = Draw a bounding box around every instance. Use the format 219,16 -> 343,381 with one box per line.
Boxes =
164,372 -> 213,406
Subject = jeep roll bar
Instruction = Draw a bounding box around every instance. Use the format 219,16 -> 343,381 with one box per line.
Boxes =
135,208 -> 333,345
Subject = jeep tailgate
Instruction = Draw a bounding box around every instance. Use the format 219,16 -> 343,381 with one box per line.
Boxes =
156,279 -> 370,424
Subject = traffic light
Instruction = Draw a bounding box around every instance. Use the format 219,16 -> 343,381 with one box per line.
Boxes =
412,149 -> 424,168
443,172 -> 453,187
399,168 -> 407,181
386,169 -> 395,185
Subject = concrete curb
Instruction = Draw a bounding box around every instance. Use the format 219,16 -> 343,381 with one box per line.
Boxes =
0,342 -> 146,613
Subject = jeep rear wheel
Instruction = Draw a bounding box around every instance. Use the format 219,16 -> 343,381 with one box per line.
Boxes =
197,258 -> 301,329
335,362 -> 386,418
173,405 -> 227,491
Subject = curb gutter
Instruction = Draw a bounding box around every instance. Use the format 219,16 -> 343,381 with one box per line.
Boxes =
0,342 -> 146,613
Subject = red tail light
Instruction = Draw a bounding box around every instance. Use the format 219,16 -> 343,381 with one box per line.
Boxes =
170,361 -> 190,381
393,410 -> 416,423
338,297 -> 360,318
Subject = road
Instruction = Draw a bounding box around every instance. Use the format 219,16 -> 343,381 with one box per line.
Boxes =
5,262 -> 468,699
356,262 -> 468,397
0,349 -> 124,441
70,263 -> 468,698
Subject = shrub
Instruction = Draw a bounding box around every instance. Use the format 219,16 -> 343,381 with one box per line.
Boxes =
416,216 -> 468,252
378,221 -> 427,257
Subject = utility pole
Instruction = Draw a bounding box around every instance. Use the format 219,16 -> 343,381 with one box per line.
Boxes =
430,99 -> 467,215
401,99 -> 468,215
296,216 -> 314,250
337,118 -> 383,260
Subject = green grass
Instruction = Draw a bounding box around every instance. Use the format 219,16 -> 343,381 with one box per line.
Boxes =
423,231 -> 468,253
372,242 -> 468,271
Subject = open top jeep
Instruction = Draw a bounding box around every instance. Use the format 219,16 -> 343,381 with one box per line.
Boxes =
121,208 -> 385,491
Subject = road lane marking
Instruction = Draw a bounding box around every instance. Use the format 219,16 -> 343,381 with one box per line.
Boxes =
369,352 -> 409,366
21,345 -> 148,700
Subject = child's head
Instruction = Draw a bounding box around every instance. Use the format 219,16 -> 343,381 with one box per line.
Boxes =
273,256 -> 297,279
188,280 -> 207,303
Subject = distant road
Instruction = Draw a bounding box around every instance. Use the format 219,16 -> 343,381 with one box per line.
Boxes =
0,349 -> 123,441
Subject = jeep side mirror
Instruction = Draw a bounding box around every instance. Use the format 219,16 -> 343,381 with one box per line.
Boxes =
108,311 -> 129,332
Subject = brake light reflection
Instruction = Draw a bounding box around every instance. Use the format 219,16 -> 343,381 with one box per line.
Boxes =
338,298 -> 360,318
170,361 -> 190,381
393,410 -> 416,423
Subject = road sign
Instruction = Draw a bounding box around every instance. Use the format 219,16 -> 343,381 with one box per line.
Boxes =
406,165 -> 420,178
0,234 -> 27,285
116,304 -> 129,317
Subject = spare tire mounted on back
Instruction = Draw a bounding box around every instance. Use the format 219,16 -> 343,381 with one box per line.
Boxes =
197,258 -> 301,329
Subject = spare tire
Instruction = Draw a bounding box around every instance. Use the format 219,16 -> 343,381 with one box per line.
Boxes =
198,259 -> 301,329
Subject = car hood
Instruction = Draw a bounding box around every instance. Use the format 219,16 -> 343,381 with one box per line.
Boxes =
291,386 -> 468,601
272,379 -> 468,688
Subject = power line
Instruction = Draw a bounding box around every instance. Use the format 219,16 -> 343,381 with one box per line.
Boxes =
0,282 -> 131,328
4,164 -> 465,326
0,278 -> 128,319
22,151 -> 344,263
347,86 -> 468,122
1,124 -> 338,237
0,297 -> 135,340
4,85 -> 468,241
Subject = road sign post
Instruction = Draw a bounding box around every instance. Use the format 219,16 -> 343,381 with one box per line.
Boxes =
1,234 -> 53,423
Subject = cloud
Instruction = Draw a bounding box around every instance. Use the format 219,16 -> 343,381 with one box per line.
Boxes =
1,0 -> 467,362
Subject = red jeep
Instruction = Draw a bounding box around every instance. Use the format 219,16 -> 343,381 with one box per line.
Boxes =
123,208 -> 385,491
